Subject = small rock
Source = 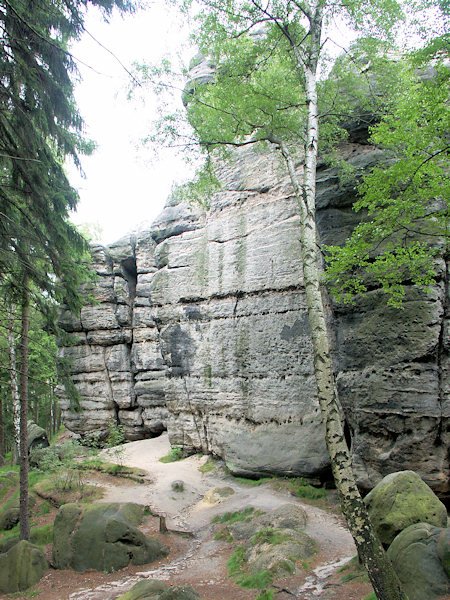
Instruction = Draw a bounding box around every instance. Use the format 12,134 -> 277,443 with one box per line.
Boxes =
171,480 -> 185,492
0,507 -> 19,531
202,486 -> 234,505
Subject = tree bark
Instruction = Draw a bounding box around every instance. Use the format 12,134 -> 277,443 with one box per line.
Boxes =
7,303 -> 20,465
0,390 -> 4,465
276,16 -> 408,596
19,276 -> 30,541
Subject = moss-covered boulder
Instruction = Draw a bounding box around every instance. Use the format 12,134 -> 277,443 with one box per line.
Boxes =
0,506 -> 20,530
0,493 -> 36,530
116,580 -> 168,599
116,580 -> 201,600
364,470 -> 447,546
0,539 -> 48,593
52,502 -> 168,572
246,528 -> 316,578
437,528 -> 450,578
386,523 -> 449,600
27,421 -> 49,453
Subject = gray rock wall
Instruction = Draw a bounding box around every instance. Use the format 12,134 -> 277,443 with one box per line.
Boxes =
57,141 -> 449,495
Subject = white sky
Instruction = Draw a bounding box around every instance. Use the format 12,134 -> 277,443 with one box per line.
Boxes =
68,2 -> 194,245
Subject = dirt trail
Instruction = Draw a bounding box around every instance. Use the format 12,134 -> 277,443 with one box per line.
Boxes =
72,433 -> 358,600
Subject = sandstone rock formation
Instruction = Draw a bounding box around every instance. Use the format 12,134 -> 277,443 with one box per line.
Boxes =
57,134 -> 449,496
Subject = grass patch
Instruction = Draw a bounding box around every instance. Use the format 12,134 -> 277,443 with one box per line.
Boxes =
34,473 -> 103,505
214,528 -> 233,542
362,594 -> 376,600
270,477 -> 328,505
38,501 -> 51,515
159,447 -> 183,463
340,573 -> 359,583
252,528 -> 291,546
227,545 -> 246,577
290,479 -> 327,500
256,591 -> 274,600
198,458 -> 216,473
212,507 -> 256,525
231,475 -> 274,487
8,589 -> 41,598
30,524 -> 53,547
236,570 -> 273,589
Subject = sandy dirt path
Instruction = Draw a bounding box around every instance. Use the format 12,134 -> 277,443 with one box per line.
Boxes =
68,433 -> 358,600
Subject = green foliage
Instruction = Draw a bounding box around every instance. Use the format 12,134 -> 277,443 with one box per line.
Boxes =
227,545 -> 246,577
325,52 -> 449,307
159,447 -> 184,463
106,420 -> 127,470
363,593 -> 377,600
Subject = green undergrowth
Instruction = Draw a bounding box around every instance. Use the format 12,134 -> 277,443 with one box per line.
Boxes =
227,546 -> 275,595
363,594 -> 377,600
0,523 -> 53,552
337,555 -> 370,584
8,588 -> 42,599
159,447 -> 184,463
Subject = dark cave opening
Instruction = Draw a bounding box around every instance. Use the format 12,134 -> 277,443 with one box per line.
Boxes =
120,257 -> 137,301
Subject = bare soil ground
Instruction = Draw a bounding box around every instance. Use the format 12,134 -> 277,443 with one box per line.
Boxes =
0,434 -> 378,600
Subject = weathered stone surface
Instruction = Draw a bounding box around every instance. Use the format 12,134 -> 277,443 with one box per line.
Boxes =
27,421 -> 49,453
387,523 -> 450,600
56,133 -> 448,495
364,471 -> 448,546
52,502 -> 167,573
0,540 -> 48,593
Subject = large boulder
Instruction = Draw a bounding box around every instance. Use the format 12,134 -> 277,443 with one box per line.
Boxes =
0,540 -> 48,593
386,523 -> 450,600
27,421 -> 49,453
364,470 -> 447,546
0,494 -> 36,531
52,502 -> 168,572
116,580 -> 201,600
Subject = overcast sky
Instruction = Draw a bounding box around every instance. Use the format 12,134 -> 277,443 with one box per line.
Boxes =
68,2 -> 194,245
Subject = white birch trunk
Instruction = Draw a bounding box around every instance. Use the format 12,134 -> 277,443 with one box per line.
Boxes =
276,5 -> 407,597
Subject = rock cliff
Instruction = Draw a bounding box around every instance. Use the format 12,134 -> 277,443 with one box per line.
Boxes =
57,138 -> 449,496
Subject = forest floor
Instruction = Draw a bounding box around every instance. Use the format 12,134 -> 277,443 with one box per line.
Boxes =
0,433 -> 378,600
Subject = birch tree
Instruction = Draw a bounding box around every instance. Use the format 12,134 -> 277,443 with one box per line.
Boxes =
133,0 -> 446,596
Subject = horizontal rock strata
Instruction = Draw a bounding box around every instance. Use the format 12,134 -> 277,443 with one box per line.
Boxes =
57,141 -> 449,495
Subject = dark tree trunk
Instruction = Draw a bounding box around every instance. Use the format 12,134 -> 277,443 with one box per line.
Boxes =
19,276 -> 30,541
0,391 -> 4,465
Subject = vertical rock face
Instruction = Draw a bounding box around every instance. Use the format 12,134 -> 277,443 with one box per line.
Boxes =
57,140 -> 449,495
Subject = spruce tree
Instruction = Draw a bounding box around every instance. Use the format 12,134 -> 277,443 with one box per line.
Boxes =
0,0 -> 137,539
